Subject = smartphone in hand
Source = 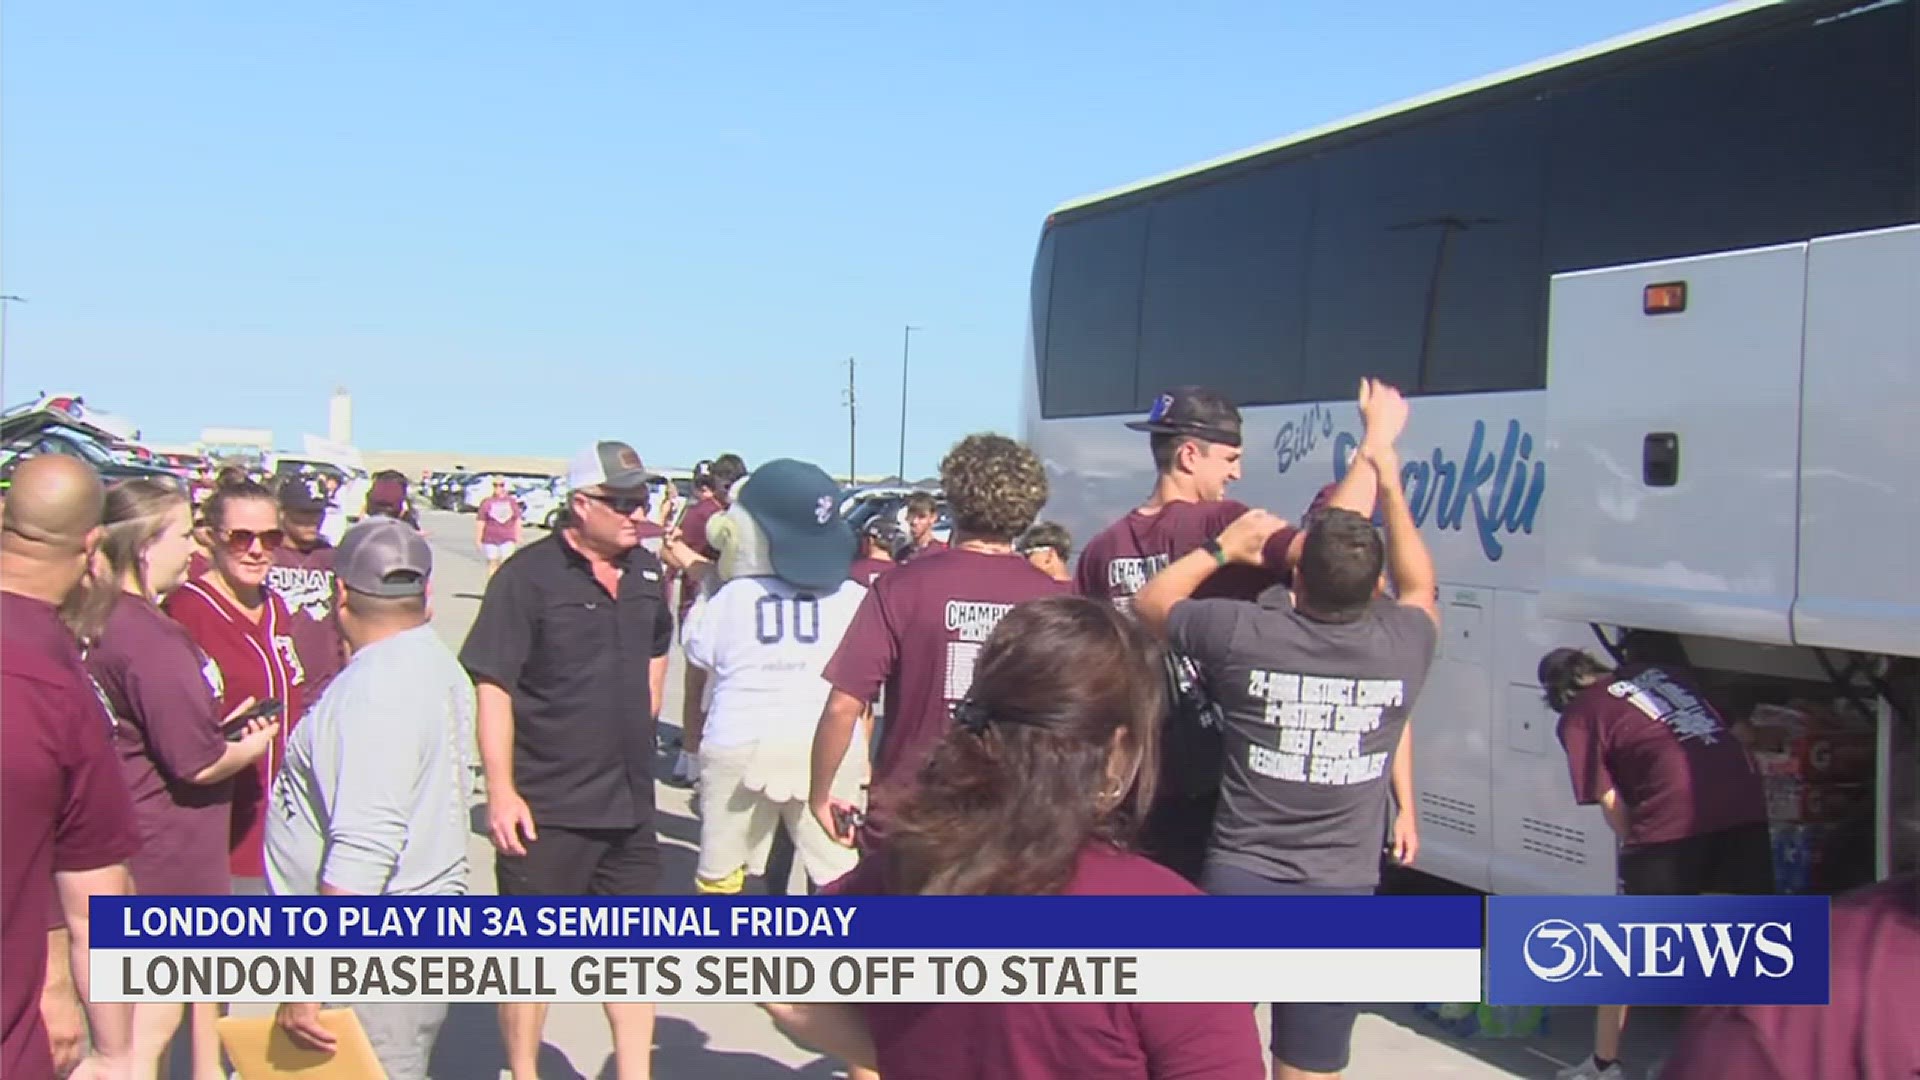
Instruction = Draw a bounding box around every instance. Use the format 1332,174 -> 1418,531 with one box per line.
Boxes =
222,699 -> 283,741
832,804 -> 866,840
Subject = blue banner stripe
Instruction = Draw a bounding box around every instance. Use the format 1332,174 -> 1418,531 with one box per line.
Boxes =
94,896 -> 1484,950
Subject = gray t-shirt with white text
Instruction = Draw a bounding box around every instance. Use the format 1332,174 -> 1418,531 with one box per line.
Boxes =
266,624 -> 474,897
1169,590 -> 1437,890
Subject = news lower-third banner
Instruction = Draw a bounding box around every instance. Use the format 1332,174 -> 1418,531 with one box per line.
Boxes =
90,894 -> 1833,1006
95,895 -> 1476,1004
1485,895 -> 1832,1006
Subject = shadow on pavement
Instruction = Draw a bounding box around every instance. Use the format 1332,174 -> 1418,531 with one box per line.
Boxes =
641,1017 -> 845,1080
429,1002 -> 587,1079
1362,1004 -> 1683,1079
429,1005 -> 842,1080
1367,866 -> 1681,1078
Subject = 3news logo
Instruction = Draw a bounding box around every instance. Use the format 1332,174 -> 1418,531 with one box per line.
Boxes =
1485,896 -> 1832,1006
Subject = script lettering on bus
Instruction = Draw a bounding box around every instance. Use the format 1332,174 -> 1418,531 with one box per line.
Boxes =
1328,418 -> 1545,563
1273,403 -> 1336,476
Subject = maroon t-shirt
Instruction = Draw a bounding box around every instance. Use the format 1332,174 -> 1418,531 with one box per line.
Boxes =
1075,499 -> 1302,609
164,578 -> 304,878
86,594 -> 235,896
1661,874 -> 1919,1079
902,537 -> 949,564
675,497 -> 724,615
1076,500 -> 1303,801
634,519 -> 666,560
477,494 -> 523,545
1,593 -> 141,1080
269,543 -> 344,705
825,843 -> 1265,1080
1555,662 -> 1768,849
822,548 -> 1067,793
849,557 -> 895,588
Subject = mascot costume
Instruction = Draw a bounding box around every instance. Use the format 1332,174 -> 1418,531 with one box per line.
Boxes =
679,459 -> 870,895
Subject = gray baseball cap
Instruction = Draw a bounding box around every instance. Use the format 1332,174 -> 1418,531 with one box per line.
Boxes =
335,517 -> 432,597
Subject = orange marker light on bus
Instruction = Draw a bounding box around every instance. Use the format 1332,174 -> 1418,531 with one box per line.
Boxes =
1644,281 -> 1688,314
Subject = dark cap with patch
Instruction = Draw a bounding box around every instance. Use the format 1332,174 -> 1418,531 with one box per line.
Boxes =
567,440 -> 658,492
277,476 -> 328,513
1125,386 -> 1244,447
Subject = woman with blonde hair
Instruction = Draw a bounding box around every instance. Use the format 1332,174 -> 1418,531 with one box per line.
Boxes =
68,479 -> 280,1079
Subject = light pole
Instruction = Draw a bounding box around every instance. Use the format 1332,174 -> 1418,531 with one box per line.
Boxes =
0,295 -> 25,372
840,356 -> 857,487
897,325 -> 921,483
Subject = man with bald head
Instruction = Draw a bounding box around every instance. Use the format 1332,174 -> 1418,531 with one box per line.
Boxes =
1,455 -> 140,1079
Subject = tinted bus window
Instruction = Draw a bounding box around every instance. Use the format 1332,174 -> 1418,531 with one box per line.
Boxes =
1036,0 -> 1917,420
1136,164 -> 1314,410
1041,206 -> 1148,418
1302,97 -> 1549,400
1029,228 -> 1057,398
1543,1 -> 1917,272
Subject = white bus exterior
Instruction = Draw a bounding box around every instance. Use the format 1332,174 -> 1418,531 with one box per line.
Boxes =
1023,0 -> 1918,894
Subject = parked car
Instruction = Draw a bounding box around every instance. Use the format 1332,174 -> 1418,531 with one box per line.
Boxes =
520,479 -> 565,530
271,456 -> 349,489
428,472 -> 472,510
460,471 -> 554,514
0,408 -> 182,494
841,486 -> 951,557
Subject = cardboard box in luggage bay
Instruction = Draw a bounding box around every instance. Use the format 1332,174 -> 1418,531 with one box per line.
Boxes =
1739,701 -> 1873,823
1740,702 -> 1875,782
1736,700 -> 1877,893
1769,819 -> 1876,894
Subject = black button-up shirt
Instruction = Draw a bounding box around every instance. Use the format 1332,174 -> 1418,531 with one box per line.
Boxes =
459,533 -> 673,830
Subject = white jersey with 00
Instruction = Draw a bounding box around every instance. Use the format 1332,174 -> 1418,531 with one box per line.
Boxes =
680,575 -> 868,751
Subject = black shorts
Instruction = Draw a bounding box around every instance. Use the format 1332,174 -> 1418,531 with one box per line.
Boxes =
495,825 -> 660,896
1200,860 -> 1374,1074
1138,793 -> 1218,885
1618,821 -> 1776,896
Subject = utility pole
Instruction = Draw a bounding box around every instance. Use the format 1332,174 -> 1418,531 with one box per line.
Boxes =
841,356 -> 857,486
0,295 -> 25,372
897,325 -> 921,483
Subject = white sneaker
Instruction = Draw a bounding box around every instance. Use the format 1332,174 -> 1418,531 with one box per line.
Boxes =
1557,1057 -> 1628,1080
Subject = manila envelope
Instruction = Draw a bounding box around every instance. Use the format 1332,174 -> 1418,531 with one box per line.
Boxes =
217,1008 -> 387,1079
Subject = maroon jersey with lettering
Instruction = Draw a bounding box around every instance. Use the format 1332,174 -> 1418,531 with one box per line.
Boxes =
823,548 -> 1065,794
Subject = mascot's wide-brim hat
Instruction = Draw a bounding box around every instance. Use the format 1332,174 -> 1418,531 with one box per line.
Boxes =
733,459 -> 856,590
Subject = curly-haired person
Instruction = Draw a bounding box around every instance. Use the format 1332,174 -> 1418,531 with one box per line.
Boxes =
809,433 -> 1064,849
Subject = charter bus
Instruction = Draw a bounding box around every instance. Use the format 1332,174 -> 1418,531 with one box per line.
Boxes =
1023,0 -> 1918,895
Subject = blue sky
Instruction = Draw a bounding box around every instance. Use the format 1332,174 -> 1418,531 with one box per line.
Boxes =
3,0 -> 1716,475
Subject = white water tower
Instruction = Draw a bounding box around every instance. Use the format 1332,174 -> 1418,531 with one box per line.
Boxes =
328,387 -> 352,445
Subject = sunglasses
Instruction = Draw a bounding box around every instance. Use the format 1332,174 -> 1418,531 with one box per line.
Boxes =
220,528 -> 286,553
583,492 -> 650,516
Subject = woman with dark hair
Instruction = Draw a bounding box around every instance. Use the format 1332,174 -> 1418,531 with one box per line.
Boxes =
768,595 -> 1264,1079
365,469 -> 420,528
68,479 -> 280,1078
165,480 -> 305,890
